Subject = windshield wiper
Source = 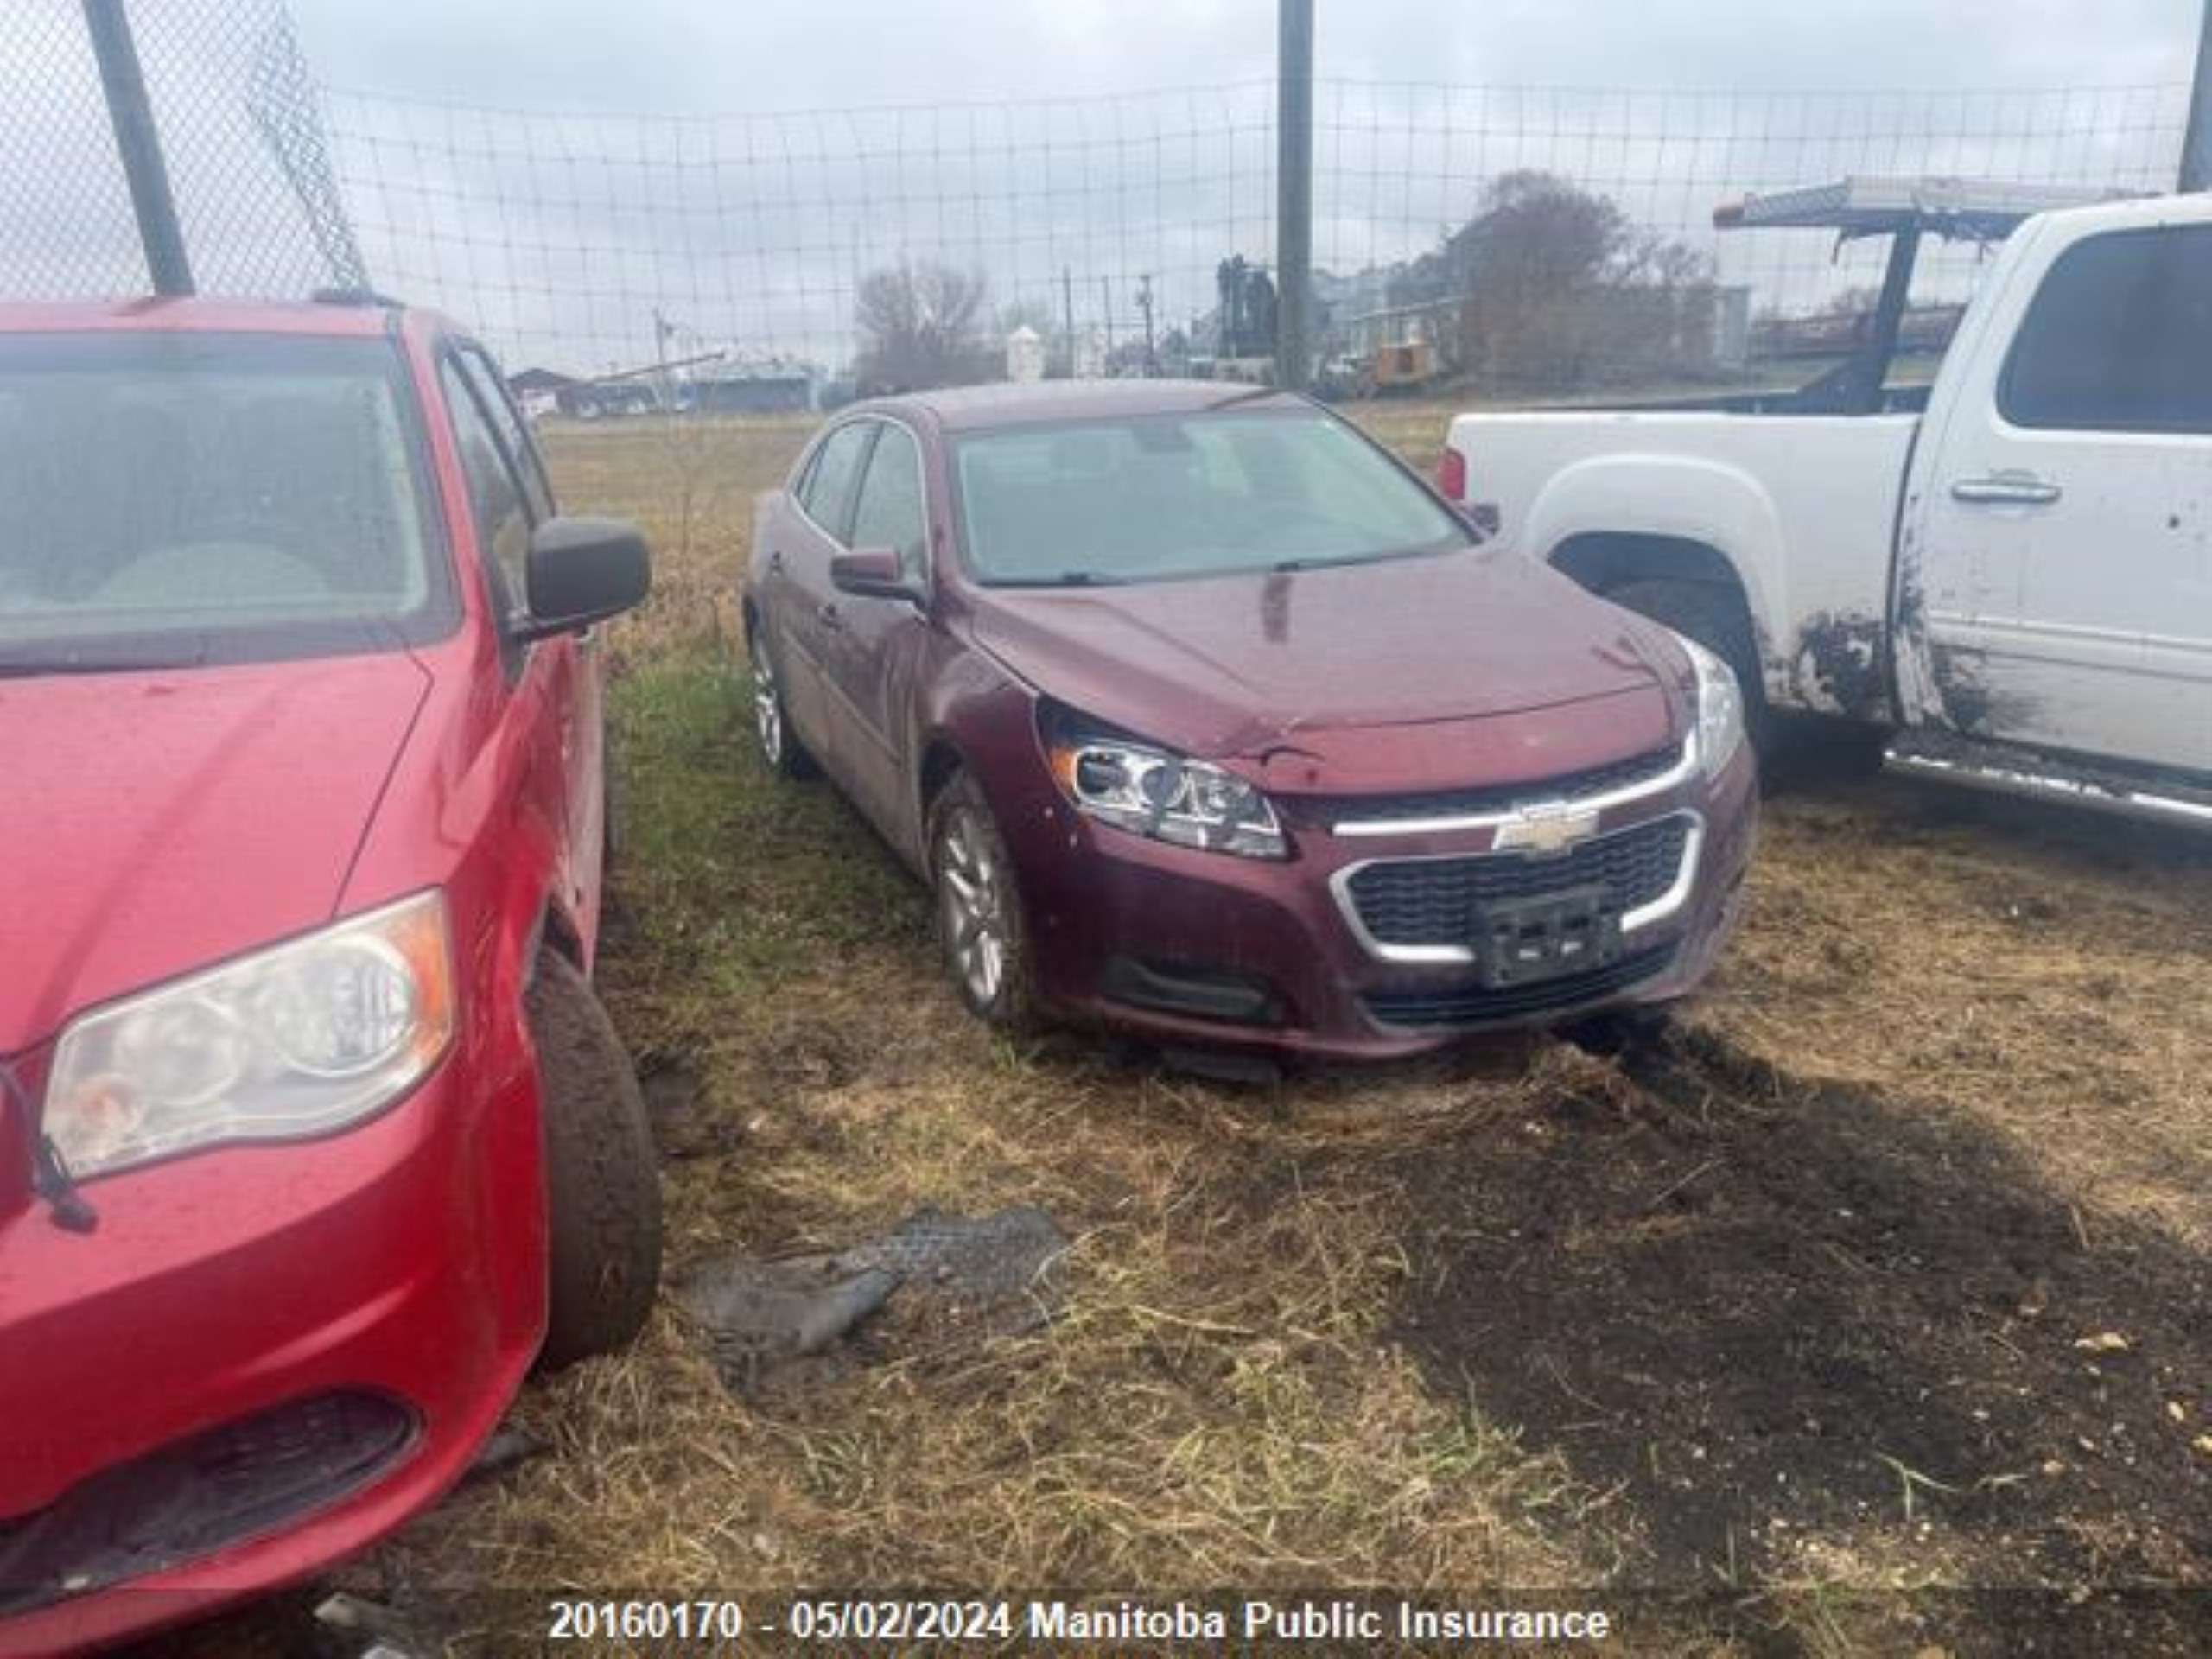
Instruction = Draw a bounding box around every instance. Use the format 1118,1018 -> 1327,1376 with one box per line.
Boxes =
0,652 -> 207,678
994,571 -> 1129,588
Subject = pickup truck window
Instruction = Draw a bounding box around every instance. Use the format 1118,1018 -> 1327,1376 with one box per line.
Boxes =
0,332 -> 453,672
1999,224 -> 2212,435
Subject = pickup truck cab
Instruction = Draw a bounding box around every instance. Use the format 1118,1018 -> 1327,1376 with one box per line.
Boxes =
1443,181 -> 2212,824
0,297 -> 662,1651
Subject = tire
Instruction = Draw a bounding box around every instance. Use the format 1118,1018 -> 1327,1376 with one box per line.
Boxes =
526,950 -> 663,1370
1603,577 -> 1777,759
747,632 -> 818,779
925,772 -> 1039,1033
1558,1002 -> 1676,1060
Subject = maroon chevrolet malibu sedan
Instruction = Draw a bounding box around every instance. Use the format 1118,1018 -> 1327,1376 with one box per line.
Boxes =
742,382 -> 1756,1064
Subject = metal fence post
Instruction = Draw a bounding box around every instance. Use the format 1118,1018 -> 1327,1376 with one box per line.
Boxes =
1275,0 -> 1314,390
2184,0 -> 2212,190
82,0 -> 194,295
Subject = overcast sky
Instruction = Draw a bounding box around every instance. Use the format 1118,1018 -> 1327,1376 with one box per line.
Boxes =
14,2 -> 2198,373
293,0 -> 2203,110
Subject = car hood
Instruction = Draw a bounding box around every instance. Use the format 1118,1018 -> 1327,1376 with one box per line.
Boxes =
966,548 -> 1688,791
0,652 -> 431,1055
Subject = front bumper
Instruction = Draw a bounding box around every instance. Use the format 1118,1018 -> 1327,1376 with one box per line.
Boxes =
0,1050 -> 546,1655
1011,741 -> 1758,1063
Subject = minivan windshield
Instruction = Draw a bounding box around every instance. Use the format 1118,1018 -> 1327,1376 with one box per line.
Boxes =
0,331 -> 452,673
952,407 -> 1471,586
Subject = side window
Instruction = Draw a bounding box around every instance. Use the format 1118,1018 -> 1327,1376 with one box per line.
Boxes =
440,358 -> 531,620
798,423 -> 874,540
454,346 -> 555,521
2001,225 -> 2212,434
849,424 -> 929,585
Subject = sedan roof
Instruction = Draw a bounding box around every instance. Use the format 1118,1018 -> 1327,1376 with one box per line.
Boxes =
880,378 -> 1302,433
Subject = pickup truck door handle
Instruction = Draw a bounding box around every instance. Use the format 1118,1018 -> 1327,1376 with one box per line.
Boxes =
1950,472 -> 2063,507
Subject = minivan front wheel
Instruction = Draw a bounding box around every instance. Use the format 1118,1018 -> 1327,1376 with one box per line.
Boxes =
527,950 -> 664,1370
927,773 -> 1037,1032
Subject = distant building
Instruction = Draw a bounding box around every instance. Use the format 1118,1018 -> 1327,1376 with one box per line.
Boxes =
680,352 -> 821,414
507,367 -> 580,421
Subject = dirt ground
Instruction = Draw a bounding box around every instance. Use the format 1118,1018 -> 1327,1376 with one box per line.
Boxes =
144,405 -> 2212,1656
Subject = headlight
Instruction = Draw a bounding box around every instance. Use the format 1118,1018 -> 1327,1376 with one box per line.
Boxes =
1676,633 -> 1746,780
1046,728 -> 1287,859
42,891 -> 454,1181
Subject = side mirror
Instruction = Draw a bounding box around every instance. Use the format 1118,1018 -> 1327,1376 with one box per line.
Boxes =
830,546 -> 921,603
518,515 -> 652,640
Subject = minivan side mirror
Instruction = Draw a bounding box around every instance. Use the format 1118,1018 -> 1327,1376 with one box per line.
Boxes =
518,515 -> 652,640
830,546 -> 921,603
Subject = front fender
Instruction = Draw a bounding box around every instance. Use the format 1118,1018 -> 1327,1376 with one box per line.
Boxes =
1522,453 -> 1790,702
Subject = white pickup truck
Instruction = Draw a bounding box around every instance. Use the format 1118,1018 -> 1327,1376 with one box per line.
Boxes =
1442,179 -> 2212,825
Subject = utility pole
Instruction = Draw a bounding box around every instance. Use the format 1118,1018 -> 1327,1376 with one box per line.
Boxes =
1274,0 -> 1314,390
1136,274 -> 1157,376
1061,265 -> 1076,378
82,0 -> 194,296
2184,0 -> 2212,190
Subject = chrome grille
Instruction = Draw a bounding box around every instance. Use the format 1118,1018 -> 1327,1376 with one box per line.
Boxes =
1344,815 -> 1692,950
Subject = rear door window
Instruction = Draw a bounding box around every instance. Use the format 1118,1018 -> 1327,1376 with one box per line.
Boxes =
2000,225 -> 2212,434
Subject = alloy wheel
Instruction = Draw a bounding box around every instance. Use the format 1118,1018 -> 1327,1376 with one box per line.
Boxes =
937,806 -> 1008,1007
752,652 -> 784,765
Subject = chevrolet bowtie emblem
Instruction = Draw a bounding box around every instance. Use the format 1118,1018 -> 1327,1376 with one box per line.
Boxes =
1492,800 -> 1601,855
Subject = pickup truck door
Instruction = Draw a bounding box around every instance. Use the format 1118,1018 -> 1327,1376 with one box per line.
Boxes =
1904,218 -> 2212,772
820,417 -> 933,844
769,420 -> 875,773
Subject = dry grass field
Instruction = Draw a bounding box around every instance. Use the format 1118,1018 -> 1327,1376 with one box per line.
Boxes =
158,403 -> 2212,1655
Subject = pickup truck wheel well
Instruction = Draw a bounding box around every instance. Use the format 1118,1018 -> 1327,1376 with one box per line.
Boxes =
1550,535 -> 1764,690
1550,532 -> 1745,611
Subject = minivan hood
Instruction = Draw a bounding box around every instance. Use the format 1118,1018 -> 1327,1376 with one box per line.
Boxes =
967,548 -> 1686,785
0,652 -> 431,1055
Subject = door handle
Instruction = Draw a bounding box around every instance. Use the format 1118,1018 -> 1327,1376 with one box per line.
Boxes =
1950,472 -> 2063,507
817,601 -> 843,632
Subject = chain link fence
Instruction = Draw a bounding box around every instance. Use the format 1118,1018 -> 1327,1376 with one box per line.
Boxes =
0,0 -> 364,301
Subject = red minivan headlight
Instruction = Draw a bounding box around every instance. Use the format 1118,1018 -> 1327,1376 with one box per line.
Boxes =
41,891 -> 454,1181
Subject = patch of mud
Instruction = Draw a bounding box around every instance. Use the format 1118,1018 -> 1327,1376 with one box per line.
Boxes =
1379,1029 -> 2212,1603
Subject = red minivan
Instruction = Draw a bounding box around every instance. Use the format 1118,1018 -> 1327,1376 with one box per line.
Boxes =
746,382 -> 1757,1065
0,298 -> 661,1652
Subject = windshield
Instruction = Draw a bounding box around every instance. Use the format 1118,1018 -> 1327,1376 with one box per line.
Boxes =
0,331 -> 453,672
952,407 -> 1470,586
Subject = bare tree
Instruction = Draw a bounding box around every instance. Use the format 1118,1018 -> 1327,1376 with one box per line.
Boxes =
1391,172 -> 1716,393
855,260 -> 991,391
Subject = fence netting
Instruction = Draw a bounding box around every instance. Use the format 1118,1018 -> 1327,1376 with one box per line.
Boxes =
1,3 -> 2192,403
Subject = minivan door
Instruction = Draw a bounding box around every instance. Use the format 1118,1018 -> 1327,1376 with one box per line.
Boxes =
1906,218 -> 2212,772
